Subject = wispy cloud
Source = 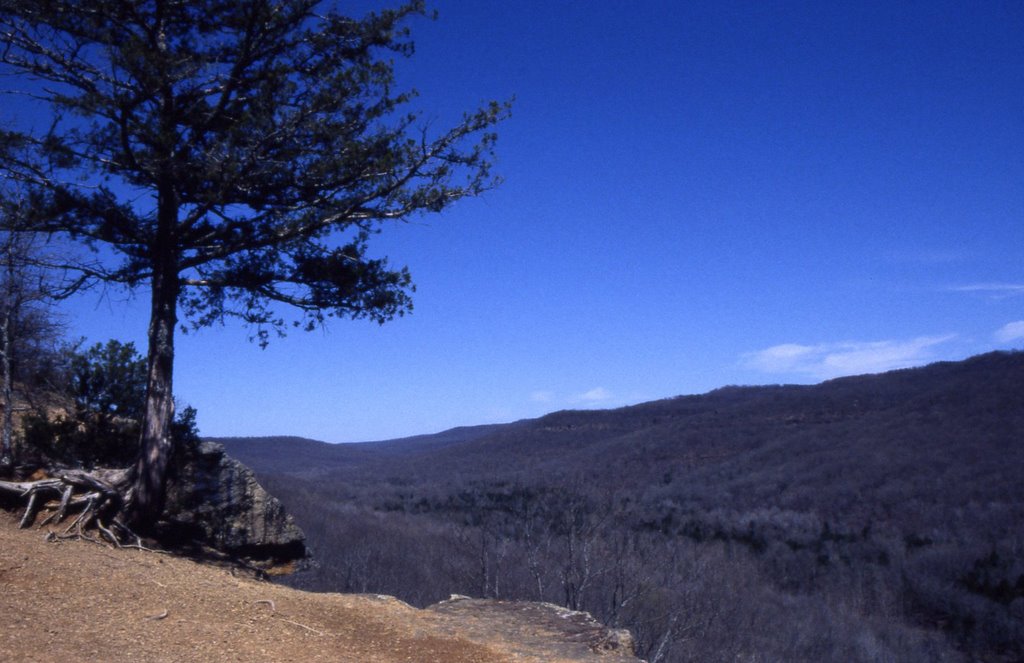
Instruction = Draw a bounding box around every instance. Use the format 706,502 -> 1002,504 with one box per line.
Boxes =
744,334 -> 957,380
995,321 -> 1024,344
575,387 -> 612,403
950,283 -> 1024,298
529,390 -> 554,403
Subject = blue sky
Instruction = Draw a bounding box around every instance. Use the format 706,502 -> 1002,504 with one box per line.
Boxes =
62,1 -> 1024,442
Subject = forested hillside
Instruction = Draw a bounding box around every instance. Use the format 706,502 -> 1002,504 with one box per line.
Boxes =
220,351 -> 1024,662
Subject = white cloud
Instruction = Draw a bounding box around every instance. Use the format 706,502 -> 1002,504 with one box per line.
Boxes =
744,334 -> 957,380
575,387 -> 612,402
995,321 -> 1024,344
743,343 -> 817,373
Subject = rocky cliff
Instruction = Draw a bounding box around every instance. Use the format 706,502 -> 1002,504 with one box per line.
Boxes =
162,440 -> 307,571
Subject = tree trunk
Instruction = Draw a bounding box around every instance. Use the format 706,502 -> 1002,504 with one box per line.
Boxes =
0,305 -> 12,470
0,249 -> 15,470
130,262 -> 179,525
129,182 -> 180,526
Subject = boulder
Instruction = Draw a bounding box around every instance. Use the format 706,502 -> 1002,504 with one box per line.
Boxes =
162,440 -> 307,572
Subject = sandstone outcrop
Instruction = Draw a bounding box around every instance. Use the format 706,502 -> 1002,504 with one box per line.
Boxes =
428,595 -> 640,661
162,440 -> 307,571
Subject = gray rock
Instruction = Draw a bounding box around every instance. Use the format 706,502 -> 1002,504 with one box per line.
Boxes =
428,596 -> 642,661
162,440 -> 307,572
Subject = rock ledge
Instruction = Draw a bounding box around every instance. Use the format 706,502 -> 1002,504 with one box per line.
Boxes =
162,440 -> 307,571
428,595 -> 641,661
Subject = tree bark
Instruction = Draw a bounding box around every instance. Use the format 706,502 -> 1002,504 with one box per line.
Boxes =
129,183 -> 180,526
0,245 -> 16,470
1,304 -> 13,469
130,270 -> 177,525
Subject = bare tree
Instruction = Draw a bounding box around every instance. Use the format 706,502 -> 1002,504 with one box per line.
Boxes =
0,196 -> 65,472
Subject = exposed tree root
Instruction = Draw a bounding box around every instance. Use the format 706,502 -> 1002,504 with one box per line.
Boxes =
0,467 -> 142,547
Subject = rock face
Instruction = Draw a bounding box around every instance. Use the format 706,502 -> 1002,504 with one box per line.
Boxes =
427,596 -> 641,661
161,440 -> 307,571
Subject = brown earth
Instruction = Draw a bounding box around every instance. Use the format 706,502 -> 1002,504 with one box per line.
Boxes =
0,510 -> 639,663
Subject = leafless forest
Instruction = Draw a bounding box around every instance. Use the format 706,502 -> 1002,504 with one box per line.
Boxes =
223,351 -> 1024,662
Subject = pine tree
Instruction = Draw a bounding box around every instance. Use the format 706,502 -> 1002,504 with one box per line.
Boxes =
0,0 -> 508,525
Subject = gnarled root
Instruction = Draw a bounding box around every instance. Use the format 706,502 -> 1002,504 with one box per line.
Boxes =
0,467 -> 140,546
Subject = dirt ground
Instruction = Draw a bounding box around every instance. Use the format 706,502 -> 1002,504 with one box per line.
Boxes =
0,510 -> 636,662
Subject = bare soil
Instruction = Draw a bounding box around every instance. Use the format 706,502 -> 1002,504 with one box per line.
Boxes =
0,511 -> 633,662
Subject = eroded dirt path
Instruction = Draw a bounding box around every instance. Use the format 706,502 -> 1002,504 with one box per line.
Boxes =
0,511 -> 629,662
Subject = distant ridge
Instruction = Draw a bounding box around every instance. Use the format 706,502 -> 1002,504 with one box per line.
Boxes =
212,422 -> 519,478
220,350 -> 1024,487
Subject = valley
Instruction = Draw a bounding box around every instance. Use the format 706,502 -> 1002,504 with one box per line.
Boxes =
221,351 -> 1024,662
